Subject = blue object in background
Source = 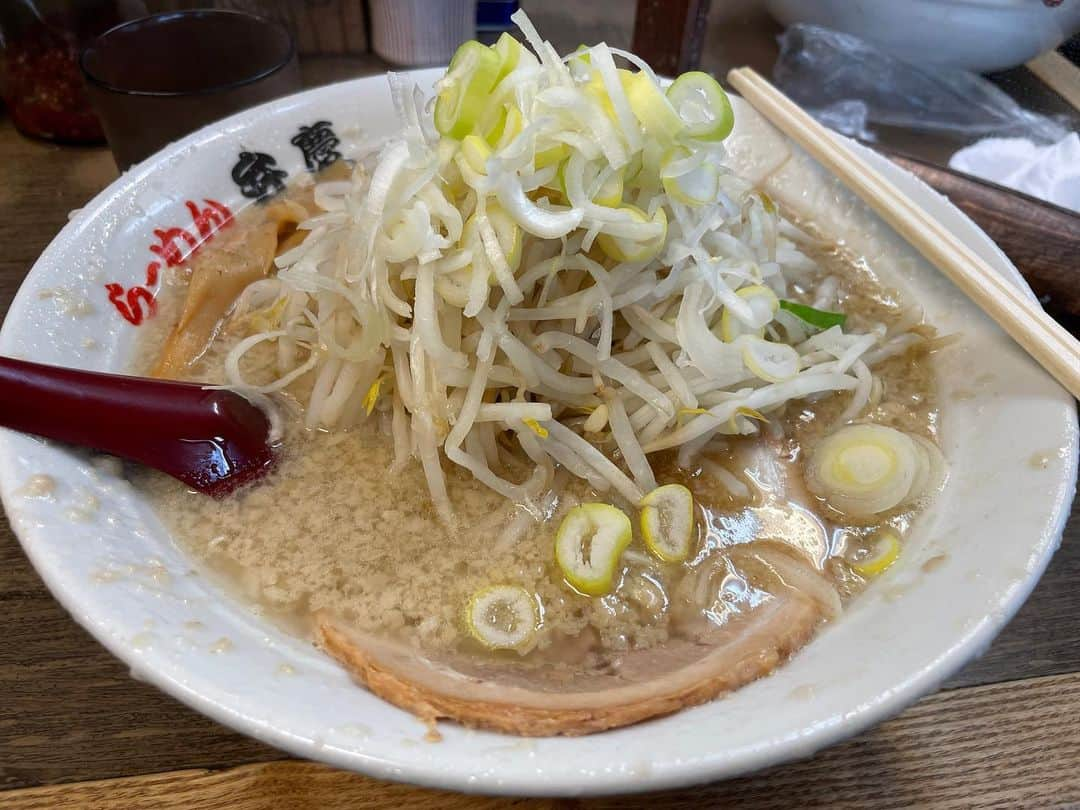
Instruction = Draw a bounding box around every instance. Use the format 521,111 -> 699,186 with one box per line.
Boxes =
477,0 -> 518,44
477,0 -> 518,28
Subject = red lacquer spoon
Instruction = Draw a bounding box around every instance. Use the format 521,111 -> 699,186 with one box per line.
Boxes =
0,357 -> 277,496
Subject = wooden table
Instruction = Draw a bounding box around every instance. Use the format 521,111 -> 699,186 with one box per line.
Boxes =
1,64 -> 1079,809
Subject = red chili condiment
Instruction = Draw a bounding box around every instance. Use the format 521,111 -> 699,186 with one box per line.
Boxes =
2,19 -> 104,143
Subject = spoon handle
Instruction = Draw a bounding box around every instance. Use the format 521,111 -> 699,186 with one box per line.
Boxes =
0,357 -> 275,495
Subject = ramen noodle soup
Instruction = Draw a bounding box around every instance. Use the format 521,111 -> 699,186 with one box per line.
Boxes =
136,13 -> 947,736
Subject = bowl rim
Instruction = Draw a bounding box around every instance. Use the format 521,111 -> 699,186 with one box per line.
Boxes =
2,73 -> 1076,796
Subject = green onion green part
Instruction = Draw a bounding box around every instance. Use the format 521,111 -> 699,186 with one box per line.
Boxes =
779,300 -> 847,330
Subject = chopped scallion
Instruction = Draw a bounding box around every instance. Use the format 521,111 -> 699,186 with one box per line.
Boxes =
779,300 -> 847,330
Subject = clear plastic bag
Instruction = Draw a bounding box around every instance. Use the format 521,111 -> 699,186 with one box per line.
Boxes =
773,24 -> 1069,144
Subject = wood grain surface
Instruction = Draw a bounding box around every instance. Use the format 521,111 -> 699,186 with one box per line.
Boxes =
0,57 -> 1077,807
3,674 -> 1080,808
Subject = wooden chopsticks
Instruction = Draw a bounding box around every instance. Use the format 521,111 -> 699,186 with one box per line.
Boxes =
727,67 -> 1080,399
1025,51 -> 1080,113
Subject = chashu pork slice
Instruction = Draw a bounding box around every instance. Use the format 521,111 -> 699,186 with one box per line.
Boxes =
316,583 -> 824,737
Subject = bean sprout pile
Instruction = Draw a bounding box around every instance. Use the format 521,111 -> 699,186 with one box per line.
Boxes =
225,11 -> 924,523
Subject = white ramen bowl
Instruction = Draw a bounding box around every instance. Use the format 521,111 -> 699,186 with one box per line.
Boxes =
0,71 -> 1075,796
764,0 -> 1080,74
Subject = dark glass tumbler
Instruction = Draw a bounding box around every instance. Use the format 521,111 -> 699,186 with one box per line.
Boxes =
0,0 -> 133,143
81,10 -> 300,170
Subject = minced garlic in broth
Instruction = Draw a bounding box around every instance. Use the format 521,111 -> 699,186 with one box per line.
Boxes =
133,197 -> 940,667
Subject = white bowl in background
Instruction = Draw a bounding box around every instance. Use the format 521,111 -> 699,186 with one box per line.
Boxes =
0,72 -> 1074,795
765,0 -> 1080,73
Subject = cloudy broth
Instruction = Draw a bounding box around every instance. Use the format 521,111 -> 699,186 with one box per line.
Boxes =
133,198 -> 939,677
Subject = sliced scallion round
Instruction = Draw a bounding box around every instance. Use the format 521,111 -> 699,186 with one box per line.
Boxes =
555,503 -> 632,596
850,529 -> 901,577
535,142 -> 570,170
562,161 -> 625,207
482,103 -> 524,150
592,166 -> 625,207
596,204 -> 667,262
741,335 -> 799,383
492,31 -> 525,81
584,74 -> 616,122
640,483 -> 695,563
465,584 -> 538,650
461,134 -> 492,174
622,70 -> 685,141
807,424 -> 925,517
435,41 -> 502,140
665,71 -> 734,141
661,146 -> 719,205
720,284 -> 779,342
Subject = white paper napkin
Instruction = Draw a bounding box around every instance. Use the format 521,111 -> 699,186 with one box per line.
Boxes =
949,133 -> 1080,213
